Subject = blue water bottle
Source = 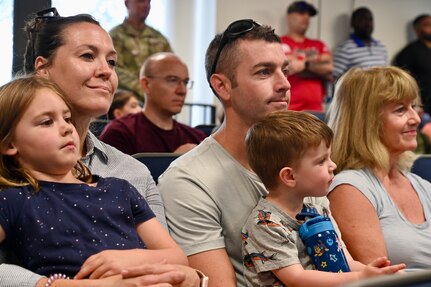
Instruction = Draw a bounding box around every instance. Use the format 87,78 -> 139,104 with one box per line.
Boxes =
299,215 -> 350,273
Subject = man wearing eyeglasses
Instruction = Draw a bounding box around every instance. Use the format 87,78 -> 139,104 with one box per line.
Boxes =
158,20 -> 290,287
100,52 -> 206,155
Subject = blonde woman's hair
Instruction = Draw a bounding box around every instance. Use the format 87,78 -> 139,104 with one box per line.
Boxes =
327,66 -> 419,173
0,75 -> 92,191
246,110 -> 333,190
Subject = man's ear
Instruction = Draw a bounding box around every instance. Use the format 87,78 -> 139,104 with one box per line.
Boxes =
140,77 -> 150,95
113,109 -> 123,120
210,74 -> 231,102
1,142 -> 18,156
279,166 -> 296,188
34,56 -> 49,77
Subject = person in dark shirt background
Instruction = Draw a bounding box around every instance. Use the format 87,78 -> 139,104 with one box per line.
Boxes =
100,52 -> 206,154
394,14 -> 431,114
107,89 -> 142,120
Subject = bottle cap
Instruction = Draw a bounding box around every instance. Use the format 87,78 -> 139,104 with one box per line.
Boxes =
296,206 -> 319,221
299,216 -> 335,240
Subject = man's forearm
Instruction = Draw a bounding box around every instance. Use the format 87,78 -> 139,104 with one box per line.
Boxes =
307,61 -> 333,76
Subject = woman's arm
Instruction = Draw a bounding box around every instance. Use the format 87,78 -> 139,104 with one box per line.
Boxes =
75,218 -> 187,279
328,184 -> 388,264
50,269 -> 186,287
122,264 -> 202,287
135,217 -> 188,265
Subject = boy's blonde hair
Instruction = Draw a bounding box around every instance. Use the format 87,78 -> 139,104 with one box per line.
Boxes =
0,75 -> 92,191
327,66 -> 419,173
246,110 -> 333,190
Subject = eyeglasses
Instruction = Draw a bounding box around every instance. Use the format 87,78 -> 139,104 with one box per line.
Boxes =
36,7 -> 60,19
147,75 -> 194,90
210,19 -> 261,76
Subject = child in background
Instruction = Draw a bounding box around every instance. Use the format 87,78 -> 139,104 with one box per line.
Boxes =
108,89 -> 142,120
0,76 -> 187,279
92,89 -> 141,138
242,110 -> 405,287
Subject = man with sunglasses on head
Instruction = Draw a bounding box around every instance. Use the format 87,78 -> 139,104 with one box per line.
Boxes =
100,52 -> 206,155
158,20 -> 290,287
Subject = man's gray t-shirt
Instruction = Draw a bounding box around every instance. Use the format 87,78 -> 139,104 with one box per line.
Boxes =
159,136 -> 266,287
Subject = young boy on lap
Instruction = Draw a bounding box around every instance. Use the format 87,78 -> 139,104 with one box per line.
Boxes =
242,111 -> 405,287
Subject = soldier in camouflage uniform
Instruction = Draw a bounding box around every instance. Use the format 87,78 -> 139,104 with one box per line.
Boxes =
110,0 -> 172,101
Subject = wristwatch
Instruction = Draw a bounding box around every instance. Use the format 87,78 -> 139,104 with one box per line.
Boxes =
196,269 -> 209,287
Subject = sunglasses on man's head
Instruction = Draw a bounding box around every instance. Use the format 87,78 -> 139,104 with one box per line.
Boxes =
210,19 -> 261,76
36,7 -> 60,20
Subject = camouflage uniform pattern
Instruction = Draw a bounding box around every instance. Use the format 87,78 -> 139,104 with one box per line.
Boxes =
110,20 -> 172,100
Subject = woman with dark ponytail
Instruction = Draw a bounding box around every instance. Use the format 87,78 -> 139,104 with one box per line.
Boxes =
0,8 -> 202,287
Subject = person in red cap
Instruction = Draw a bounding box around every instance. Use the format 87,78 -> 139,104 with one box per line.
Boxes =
281,1 -> 333,112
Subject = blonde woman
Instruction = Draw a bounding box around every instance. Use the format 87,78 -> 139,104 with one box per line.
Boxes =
327,66 -> 431,270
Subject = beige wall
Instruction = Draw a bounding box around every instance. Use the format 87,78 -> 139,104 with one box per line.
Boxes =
167,0 -> 431,124
216,0 -> 431,62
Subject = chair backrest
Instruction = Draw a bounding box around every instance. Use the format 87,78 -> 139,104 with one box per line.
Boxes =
132,153 -> 180,184
89,118 -> 110,138
182,103 -> 217,125
411,155 -> 431,182
304,110 -> 327,122
194,124 -> 217,137
342,269 -> 431,287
